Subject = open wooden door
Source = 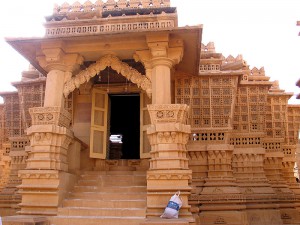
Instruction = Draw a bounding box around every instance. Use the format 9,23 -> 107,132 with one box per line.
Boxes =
90,88 -> 108,159
140,92 -> 151,158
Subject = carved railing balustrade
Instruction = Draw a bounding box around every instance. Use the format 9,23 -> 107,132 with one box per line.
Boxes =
46,20 -> 175,37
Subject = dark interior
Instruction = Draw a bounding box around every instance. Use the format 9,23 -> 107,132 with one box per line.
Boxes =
109,94 -> 140,159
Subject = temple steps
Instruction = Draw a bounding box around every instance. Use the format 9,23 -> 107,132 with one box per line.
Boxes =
68,192 -> 146,200
51,216 -> 144,225
58,207 -> 145,217
51,170 -> 147,225
62,199 -> 146,208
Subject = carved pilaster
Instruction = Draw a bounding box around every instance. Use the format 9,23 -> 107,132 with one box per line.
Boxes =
198,144 -> 248,225
264,156 -> 300,224
232,147 -> 283,225
145,104 -> 195,224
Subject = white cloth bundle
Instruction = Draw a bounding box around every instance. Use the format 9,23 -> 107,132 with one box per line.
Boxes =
161,191 -> 183,219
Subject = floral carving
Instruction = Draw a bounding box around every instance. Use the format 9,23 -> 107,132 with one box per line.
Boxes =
63,54 -> 152,97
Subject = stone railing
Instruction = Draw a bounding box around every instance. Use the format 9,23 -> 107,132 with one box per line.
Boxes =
29,107 -> 72,128
46,20 -> 175,37
199,64 -> 220,72
9,137 -> 29,151
263,141 -> 282,153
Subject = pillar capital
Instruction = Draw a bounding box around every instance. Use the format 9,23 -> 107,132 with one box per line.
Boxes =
135,46 -> 183,69
37,45 -> 84,73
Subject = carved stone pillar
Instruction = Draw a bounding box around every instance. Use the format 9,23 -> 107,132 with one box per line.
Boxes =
146,104 -> 194,224
37,45 -> 83,108
18,44 -> 83,215
136,34 -> 194,224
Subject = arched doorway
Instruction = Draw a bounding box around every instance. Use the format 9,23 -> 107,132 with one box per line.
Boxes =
74,56 -> 151,160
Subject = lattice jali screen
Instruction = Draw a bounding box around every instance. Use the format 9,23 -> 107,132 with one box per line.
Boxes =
2,93 -> 23,137
233,86 -> 269,133
229,136 -> 261,147
10,137 -> 30,151
199,64 -> 220,72
175,75 -> 238,143
265,95 -> 289,139
192,132 -> 225,142
263,141 -> 282,153
282,145 -> 295,158
287,106 -> 300,145
17,82 -> 45,129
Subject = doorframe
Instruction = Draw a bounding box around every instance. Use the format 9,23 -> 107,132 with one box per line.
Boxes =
90,85 -> 151,159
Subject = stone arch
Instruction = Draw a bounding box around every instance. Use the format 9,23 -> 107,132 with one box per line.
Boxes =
63,54 -> 152,97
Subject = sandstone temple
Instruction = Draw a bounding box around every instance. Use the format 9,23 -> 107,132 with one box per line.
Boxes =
1,1 -> 300,225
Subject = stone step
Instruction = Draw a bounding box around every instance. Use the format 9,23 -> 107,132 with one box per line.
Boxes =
51,216 -> 144,225
76,180 -> 146,187
68,192 -> 146,200
80,174 -> 146,181
81,170 -> 146,176
63,199 -> 146,208
58,207 -> 145,217
56,169 -> 147,225
73,185 -> 146,193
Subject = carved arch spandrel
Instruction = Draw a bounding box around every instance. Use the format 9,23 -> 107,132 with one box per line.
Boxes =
63,54 -> 152,98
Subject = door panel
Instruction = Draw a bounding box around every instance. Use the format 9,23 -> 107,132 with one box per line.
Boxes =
140,92 -> 151,158
90,89 -> 108,159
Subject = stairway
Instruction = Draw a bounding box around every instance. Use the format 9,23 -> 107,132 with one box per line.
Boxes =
51,170 -> 147,225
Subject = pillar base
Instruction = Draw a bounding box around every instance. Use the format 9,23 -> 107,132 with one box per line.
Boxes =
18,170 -> 77,216
2,215 -> 49,225
146,169 -> 193,221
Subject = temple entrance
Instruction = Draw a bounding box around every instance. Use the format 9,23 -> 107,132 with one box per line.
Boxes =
90,88 -> 151,160
109,94 -> 140,159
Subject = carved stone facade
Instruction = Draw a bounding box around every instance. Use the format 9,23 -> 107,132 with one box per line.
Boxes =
1,1 -> 300,225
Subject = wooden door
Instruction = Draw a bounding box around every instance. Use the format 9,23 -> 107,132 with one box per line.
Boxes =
140,92 -> 151,158
90,88 -> 108,159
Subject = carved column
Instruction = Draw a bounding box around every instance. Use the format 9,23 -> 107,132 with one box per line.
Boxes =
18,43 -> 83,215
146,104 -> 194,223
136,34 -> 195,224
